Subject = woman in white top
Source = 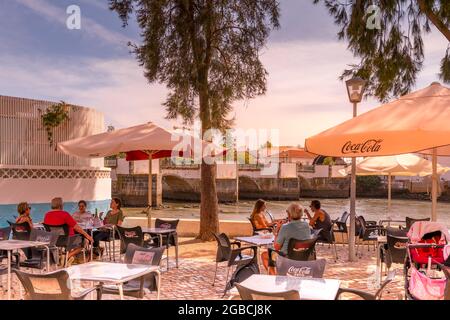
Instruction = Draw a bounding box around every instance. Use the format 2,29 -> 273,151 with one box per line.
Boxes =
72,200 -> 92,223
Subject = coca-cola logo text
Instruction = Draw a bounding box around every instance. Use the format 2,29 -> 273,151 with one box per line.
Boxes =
287,266 -> 312,278
342,139 -> 383,154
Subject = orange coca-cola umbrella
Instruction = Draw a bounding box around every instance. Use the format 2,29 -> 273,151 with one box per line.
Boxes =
305,82 -> 450,221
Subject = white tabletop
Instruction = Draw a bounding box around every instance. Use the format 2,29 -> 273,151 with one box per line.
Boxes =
0,240 -> 49,250
236,274 -> 341,300
65,262 -> 159,284
235,235 -> 275,246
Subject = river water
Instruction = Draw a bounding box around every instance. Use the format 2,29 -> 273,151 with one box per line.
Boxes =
136,198 -> 450,225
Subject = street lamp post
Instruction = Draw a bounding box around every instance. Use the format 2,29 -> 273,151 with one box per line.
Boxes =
345,77 -> 367,262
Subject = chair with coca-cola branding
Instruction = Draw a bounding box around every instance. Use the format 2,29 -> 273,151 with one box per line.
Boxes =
276,256 -> 326,278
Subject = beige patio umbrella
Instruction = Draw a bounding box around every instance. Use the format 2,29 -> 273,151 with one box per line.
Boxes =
338,153 -> 450,211
305,82 -> 450,260
58,122 -> 224,226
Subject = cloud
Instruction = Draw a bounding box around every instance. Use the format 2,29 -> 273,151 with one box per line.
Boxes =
15,0 -> 130,46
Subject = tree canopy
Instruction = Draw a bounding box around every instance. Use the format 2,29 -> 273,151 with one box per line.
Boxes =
314,0 -> 450,102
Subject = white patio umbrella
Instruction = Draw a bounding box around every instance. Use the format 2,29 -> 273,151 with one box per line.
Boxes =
338,153 -> 450,211
58,122 -> 224,226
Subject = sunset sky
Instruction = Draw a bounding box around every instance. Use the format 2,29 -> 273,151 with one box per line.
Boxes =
0,0 -> 448,146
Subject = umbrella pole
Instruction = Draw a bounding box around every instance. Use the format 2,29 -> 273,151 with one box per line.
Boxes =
431,149 -> 438,222
148,154 -> 153,228
388,173 -> 392,213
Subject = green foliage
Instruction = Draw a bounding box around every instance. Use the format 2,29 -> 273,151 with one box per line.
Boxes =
313,0 -> 450,102
356,175 -> 382,192
109,0 -> 280,131
323,156 -> 335,166
40,101 -> 71,147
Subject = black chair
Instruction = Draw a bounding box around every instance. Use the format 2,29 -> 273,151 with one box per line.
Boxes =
268,237 -> 319,267
8,221 -> 31,240
336,270 -> 397,300
404,217 -> 431,231
116,226 -> 145,260
247,218 -> 273,236
276,256 -> 326,278
379,233 -> 408,282
101,243 -> 164,299
43,224 -> 85,267
8,221 -> 32,259
356,216 -> 385,255
19,229 -> 59,271
150,219 -> 179,269
212,233 -> 257,292
13,269 -> 101,300
0,227 -> 20,269
235,283 -> 300,300
332,211 -> 350,245
316,223 -> 339,261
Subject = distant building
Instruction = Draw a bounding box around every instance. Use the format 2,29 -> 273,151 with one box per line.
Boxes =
0,95 -> 111,225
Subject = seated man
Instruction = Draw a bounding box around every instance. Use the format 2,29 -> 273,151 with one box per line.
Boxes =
44,197 -> 93,263
304,200 -> 333,242
261,203 -> 311,275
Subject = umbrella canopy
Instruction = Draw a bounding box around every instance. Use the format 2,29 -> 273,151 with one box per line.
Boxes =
58,122 -> 222,159
338,154 -> 450,211
305,82 -> 450,222
338,154 -> 450,177
58,122 -> 224,225
305,82 -> 450,157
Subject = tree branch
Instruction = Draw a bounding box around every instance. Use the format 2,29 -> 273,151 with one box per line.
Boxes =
418,0 -> 450,42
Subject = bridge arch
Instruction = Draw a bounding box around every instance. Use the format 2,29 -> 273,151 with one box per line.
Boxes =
238,175 -> 261,193
162,174 -> 196,193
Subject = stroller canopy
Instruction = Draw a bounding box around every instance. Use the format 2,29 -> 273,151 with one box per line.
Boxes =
407,221 -> 450,244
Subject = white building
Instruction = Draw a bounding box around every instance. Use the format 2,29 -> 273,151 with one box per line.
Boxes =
0,95 -> 111,225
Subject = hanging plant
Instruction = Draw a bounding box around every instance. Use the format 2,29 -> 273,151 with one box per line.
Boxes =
39,101 -> 71,147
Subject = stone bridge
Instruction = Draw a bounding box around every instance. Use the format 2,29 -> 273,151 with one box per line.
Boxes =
112,161 -> 349,206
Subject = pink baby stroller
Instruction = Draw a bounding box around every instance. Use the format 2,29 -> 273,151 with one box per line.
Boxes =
403,221 -> 450,300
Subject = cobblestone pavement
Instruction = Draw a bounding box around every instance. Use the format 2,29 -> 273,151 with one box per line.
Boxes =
0,239 -> 406,300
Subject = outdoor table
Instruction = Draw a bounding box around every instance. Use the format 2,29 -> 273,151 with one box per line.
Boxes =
32,223 -> 45,230
141,227 -> 178,270
235,235 -> 275,273
0,240 -> 50,300
65,261 -> 161,300
378,219 -> 405,229
78,223 -> 115,262
375,235 -> 387,286
231,274 -> 341,300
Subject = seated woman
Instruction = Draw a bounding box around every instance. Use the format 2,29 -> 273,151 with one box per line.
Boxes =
249,199 -> 280,231
92,198 -> 124,256
72,200 -> 93,224
304,200 -> 333,241
261,203 -> 311,275
16,202 -> 33,230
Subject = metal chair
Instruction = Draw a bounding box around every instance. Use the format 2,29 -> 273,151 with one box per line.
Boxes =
356,215 -> 385,255
276,256 -> 326,278
212,233 -> 257,291
335,270 -> 397,300
235,283 -> 300,300
43,224 -> 85,267
19,229 -> 59,271
13,269 -> 101,300
287,237 -> 319,261
8,221 -> 32,258
150,219 -> 179,269
101,243 -> 164,299
247,217 -> 273,236
404,217 -> 431,231
332,211 -> 350,245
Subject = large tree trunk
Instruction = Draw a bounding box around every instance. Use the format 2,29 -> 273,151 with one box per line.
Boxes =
196,76 -> 220,241
198,161 -> 220,240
